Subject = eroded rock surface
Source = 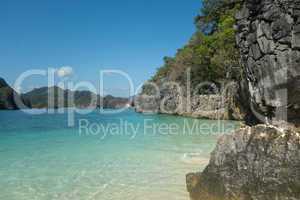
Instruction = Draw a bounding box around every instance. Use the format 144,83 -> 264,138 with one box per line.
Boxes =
187,1 -> 300,199
236,0 -> 300,124
135,82 -> 246,120
187,124 -> 300,200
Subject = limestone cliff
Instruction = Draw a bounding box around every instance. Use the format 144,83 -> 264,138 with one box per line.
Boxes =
186,0 -> 300,199
135,82 -> 246,120
236,0 -> 300,124
135,0 -> 246,121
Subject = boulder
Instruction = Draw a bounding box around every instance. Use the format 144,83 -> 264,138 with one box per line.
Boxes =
187,124 -> 300,200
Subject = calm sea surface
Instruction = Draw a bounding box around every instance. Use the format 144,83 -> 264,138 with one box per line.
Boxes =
0,109 -> 239,200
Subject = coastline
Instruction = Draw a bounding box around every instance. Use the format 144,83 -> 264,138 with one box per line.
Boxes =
0,109 -> 239,200
0,0 -> 300,199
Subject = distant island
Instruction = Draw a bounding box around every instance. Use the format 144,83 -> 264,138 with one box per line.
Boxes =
1,0 -> 300,199
0,77 -> 130,110
0,78 -> 23,110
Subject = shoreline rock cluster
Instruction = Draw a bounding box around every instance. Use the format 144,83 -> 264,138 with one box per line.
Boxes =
187,124 -> 300,200
186,0 -> 300,199
135,81 -> 246,121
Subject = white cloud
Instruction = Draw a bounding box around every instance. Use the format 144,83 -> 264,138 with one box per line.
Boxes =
56,66 -> 73,78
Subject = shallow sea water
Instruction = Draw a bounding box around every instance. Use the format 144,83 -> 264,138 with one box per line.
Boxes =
0,109 -> 239,200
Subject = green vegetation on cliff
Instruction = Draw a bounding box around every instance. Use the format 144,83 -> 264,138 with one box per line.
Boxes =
150,0 -> 241,91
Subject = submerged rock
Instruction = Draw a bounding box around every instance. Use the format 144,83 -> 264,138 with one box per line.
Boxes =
187,124 -> 300,200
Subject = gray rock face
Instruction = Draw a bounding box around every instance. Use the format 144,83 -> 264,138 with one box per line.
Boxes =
236,0 -> 300,124
135,82 -> 246,120
187,124 -> 300,200
186,1 -> 300,199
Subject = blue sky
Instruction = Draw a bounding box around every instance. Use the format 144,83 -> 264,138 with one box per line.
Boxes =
0,0 -> 201,97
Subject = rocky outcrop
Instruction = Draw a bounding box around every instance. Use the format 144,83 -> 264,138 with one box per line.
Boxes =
0,78 -> 23,110
186,1 -> 300,199
187,124 -> 300,200
135,82 -> 246,120
135,93 -> 228,119
235,0 -> 300,124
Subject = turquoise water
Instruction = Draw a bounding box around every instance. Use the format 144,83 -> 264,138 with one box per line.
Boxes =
0,109 -> 239,200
